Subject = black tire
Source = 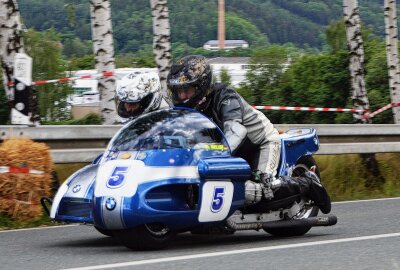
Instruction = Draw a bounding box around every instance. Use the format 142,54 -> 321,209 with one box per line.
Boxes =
94,226 -> 114,237
114,223 -> 176,250
264,155 -> 320,237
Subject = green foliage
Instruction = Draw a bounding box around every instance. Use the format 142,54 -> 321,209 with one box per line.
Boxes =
44,112 -> 102,125
0,79 -> 10,124
219,68 -> 232,85
62,37 -> 92,58
277,51 -> 352,124
316,153 -> 400,201
364,37 -> 393,124
18,0 -> 387,52
241,45 -> 289,105
68,54 -> 95,70
24,28 -> 73,122
325,19 -> 347,53
238,40 -> 356,124
65,3 -> 76,27
225,13 -> 269,46
0,213 -> 53,230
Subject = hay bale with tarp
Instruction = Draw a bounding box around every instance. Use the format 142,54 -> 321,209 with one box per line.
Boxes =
0,138 -> 53,221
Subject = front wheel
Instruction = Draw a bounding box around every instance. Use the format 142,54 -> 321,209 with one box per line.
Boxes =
94,226 -> 114,237
114,223 -> 176,250
264,155 -> 320,237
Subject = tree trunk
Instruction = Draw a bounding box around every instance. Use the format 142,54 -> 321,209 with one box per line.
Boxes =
343,0 -> 370,123
90,0 -> 117,124
150,0 -> 172,102
0,0 -> 39,125
343,0 -> 384,187
0,0 -> 24,102
384,0 -> 400,124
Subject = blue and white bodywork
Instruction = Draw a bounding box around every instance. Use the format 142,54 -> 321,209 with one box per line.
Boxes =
50,107 -> 334,250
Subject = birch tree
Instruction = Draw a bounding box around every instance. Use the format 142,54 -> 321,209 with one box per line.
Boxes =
344,0 -> 384,187
384,0 -> 400,124
150,0 -> 172,102
0,0 -> 39,125
0,0 -> 24,102
343,0 -> 370,124
90,0 -> 117,124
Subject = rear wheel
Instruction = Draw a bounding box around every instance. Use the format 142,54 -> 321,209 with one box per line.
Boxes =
264,155 -> 320,237
94,226 -> 113,237
114,223 -> 176,250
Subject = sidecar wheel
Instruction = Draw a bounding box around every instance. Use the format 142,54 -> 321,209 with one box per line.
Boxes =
94,226 -> 114,237
114,223 -> 176,250
264,156 -> 320,237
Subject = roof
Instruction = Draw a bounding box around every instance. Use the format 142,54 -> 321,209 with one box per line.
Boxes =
204,40 -> 249,46
208,57 -> 250,65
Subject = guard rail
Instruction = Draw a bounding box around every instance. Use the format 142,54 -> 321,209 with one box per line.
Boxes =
1,124 -> 400,163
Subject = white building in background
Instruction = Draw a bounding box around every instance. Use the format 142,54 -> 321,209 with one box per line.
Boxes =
209,57 -> 250,86
203,40 -> 249,50
68,68 -> 158,105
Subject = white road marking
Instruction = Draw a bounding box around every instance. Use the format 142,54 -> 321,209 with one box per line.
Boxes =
60,232 -> 400,270
332,197 -> 400,204
0,224 -> 78,233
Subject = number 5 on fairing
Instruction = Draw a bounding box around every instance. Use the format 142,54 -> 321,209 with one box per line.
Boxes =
211,187 -> 225,213
107,166 -> 128,188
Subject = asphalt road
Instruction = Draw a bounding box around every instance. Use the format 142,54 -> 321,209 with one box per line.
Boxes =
1,197 -> 400,270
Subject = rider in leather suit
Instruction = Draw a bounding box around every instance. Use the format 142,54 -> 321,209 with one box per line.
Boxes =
166,55 -> 331,214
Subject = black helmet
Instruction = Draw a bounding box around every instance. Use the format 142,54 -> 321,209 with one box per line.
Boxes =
167,55 -> 213,108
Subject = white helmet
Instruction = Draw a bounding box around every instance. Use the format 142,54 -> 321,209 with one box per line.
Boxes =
115,72 -> 162,118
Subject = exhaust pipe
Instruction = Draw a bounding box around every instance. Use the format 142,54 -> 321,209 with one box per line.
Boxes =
226,215 -> 337,231
262,215 -> 337,230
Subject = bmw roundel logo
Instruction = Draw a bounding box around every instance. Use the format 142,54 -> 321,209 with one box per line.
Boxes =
105,197 -> 117,211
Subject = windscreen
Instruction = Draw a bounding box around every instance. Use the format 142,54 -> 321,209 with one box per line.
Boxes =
110,109 -> 229,153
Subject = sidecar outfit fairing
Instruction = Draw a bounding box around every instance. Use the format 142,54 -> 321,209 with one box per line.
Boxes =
50,108 -> 323,233
51,108 -> 251,231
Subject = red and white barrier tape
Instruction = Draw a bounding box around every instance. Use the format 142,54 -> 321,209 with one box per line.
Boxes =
4,71 -> 400,120
254,105 -> 367,113
256,102 -> 400,119
6,71 -> 114,86
0,166 -> 44,174
364,102 -> 400,119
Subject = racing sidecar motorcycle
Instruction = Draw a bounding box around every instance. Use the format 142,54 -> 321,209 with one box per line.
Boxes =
44,107 -> 337,250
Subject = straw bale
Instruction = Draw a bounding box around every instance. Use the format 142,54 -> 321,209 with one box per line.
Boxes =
0,138 -> 53,221
1,138 -> 52,172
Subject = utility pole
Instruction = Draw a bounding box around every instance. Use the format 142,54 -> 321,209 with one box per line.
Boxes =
90,0 -> 117,124
150,0 -> 172,101
384,0 -> 400,124
218,0 -> 225,49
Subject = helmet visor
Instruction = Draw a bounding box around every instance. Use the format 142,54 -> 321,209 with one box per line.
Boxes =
117,93 -> 154,118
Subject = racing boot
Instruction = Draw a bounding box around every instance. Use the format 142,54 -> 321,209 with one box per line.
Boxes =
271,172 -> 331,214
303,170 -> 331,214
